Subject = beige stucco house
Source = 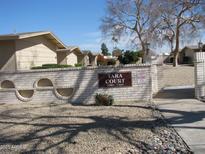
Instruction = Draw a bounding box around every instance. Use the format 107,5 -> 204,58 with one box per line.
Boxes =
57,46 -> 83,66
168,44 -> 205,64
178,45 -> 204,64
81,51 -> 98,66
0,31 -> 99,71
57,48 -> 98,66
0,31 -> 67,71
57,49 -> 99,66
165,44 -> 205,64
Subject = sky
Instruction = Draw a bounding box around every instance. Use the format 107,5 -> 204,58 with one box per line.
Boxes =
0,0 -> 204,53
0,0 -> 108,52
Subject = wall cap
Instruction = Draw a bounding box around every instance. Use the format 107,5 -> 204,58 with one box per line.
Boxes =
0,64 -> 152,74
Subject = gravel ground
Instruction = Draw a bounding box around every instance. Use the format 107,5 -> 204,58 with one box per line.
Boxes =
0,102 -> 191,154
158,65 -> 194,88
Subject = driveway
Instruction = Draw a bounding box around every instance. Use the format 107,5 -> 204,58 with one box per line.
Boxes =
155,86 -> 205,154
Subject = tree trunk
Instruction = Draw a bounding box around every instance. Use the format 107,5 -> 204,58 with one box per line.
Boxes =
173,51 -> 179,67
142,44 -> 146,63
173,24 -> 180,67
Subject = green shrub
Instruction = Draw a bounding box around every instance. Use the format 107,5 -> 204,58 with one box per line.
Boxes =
118,50 -> 139,64
42,64 -> 72,68
31,64 -> 73,69
31,66 -> 43,70
75,63 -> 83,67
107,59 -> 116,66
95,93 -> 114,106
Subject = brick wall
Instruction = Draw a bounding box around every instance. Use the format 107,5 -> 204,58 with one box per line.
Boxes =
0,64 -> 156,104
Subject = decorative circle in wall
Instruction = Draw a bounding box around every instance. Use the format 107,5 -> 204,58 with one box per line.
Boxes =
54,87 -> 74,99
16,89 -> 34,102
35,78 -> 53,88
1,80 -> 15,89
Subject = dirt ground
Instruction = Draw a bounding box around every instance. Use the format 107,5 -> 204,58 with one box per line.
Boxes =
0,65 -> 194,154
158,65 -> 194,88
0,102 -> 157,154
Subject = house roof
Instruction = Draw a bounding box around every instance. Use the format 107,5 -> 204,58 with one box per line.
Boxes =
180,45 -> 201,53
82,50 -> 92,55
81,50 -> 97,57
57,46 -> 82,56
185,45 -> 199,50
0,31 -> 67,49
182,45 -> 199,51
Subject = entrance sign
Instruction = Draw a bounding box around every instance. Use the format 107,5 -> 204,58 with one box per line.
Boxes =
98,72 -> 132,88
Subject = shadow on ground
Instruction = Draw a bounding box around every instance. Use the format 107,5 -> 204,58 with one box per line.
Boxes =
154,88 -> 195,99
116,104 -> 205,130
0,103 -> 156,153
0,102 -> 203,153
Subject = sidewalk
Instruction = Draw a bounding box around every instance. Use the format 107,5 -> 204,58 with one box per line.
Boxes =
154,87 -> 205,154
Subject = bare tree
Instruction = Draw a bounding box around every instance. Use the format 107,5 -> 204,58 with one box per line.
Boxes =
159,30 -> 175,55
158,0 -> 205,66
101,0 -> 162,61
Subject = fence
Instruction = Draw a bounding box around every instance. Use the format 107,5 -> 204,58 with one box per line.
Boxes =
0,64 -> 158,104
195,52 -> 205,100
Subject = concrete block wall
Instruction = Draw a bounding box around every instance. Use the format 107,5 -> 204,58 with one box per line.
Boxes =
151,64 -> 159,94
195,52 -> 205,99
0,64 -> 154,104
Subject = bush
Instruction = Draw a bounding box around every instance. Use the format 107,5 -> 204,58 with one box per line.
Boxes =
75,63 -> 83,67
107,59 -> 116,66
31,64 -> 73,69
136,50 -> 144,58
118,50 -> 139,64
95,93 -> 114,106
31,66 -> 43,70
42,64 -> 72,68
